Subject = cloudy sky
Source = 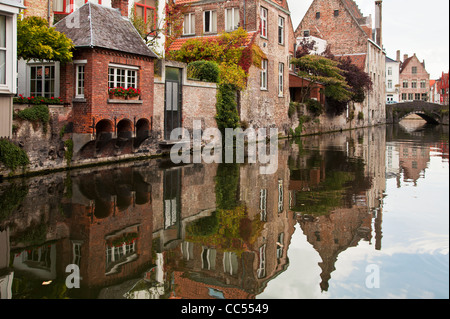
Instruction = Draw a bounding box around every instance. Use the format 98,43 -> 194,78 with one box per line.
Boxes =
287,0 -> 450,79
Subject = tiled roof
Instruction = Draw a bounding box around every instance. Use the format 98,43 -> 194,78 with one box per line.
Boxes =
168,31 -> 257,51
54,2 -> 158,58
338,53 -> 367,70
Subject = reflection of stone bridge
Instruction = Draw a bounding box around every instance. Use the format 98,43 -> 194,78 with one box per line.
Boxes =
386,101 -> 449,124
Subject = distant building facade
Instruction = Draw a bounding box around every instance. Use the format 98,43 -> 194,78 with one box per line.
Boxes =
398,52 -> 430,102
385,55 -> 400,103
436,72 -> 449,105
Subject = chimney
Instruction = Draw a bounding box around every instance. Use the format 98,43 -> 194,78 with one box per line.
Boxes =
111,0 -> 129,17
396,50 -> 400,62
404,54 -> 408,62
375,0 -> 382,47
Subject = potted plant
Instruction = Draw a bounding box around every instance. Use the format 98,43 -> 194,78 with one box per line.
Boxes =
109,87 -> 127,100
126,87 -> 141,100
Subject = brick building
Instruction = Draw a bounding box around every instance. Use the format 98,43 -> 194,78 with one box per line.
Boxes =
436,71 -> 449,105
398,52 -> 430,102
294,0 -> 386,126
53,2 -> 158,157
166,0 -> 295,133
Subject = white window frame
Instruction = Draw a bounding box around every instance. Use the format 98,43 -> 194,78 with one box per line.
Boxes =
74,60 -> 87,99
0,14 -> 7,87
260,7 -> 268,38
260,59 -> 268,90
183,12 -> 195,35
108,64 -> 139,89
278,16 -> 285,45
203,10 -> 217,34
0,12 -> 18,94
225,7 -> 239,32
278,62 -> 284,97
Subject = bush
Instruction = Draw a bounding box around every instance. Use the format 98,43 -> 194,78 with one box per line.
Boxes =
187,60 -> 220,83
0,139 -> 30,172
306,98 -> 323,117
215,84 -> 240,133
15,104 -> 50,125
358,111 -> 364,121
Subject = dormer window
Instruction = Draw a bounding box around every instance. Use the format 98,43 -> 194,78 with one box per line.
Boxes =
334,10 -> 339,17
316,12 -> 320,19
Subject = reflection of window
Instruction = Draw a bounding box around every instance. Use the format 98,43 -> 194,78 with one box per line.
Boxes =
225,8 -> 239,32
30,64 -> 56,97
278,179 -> 284,212
201,247 -> 216,270
223,252 -> 238,275
260,189 -> 267,221
257,244 -> 266,278
181,241 -> 194,260
72,242 -> 82,266
183,12 -> 195,35
108,65 -> 138,89
208,288 -> 225,299
277,233 -> 284,260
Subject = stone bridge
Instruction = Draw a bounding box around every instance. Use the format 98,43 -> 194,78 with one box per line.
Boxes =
386,101 -> 449,125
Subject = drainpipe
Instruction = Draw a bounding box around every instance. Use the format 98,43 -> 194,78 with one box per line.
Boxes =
243,0 -> 246,30
48,0 -> 51,26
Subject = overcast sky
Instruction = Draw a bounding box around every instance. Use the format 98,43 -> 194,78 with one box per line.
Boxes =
287,0 -> 450,79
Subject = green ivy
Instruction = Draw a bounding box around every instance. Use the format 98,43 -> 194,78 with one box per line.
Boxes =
187,60 -> 220,83
0,139 -> 30,172
214,84 -> 240,133
15,104 -> 50,133
64,139 -> 74,166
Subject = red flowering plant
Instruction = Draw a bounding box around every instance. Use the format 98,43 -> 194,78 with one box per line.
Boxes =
109,87 -> 128,98
13,94 -> 63,105
126,87 -> 141,97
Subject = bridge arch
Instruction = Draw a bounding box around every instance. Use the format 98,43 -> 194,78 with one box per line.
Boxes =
387,101 -> 445,125
398,111 -> 440,124
117,118 -> 133,139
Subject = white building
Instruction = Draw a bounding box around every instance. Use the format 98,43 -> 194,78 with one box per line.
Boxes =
0,0 -> 24,138
385,56 -> 400,104
296,35 -> 328,56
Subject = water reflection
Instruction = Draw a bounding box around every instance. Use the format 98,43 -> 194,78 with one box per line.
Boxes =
0,125 -> 448,299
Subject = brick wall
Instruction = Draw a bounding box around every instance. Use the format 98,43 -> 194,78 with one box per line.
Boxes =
60,48 -> 154,135
399,54 -> 430,101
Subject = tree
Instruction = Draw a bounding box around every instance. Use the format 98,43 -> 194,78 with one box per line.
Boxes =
17,16 -> 74,63
291,54 -> 353,104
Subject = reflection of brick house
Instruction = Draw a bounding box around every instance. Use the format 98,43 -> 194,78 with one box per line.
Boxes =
54,2 -> 158,157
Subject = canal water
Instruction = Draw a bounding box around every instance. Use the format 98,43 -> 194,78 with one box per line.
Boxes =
0,122 -> 448,299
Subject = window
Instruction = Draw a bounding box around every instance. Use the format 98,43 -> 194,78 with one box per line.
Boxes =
420,80 -> 426,88
75,64 -> 85,98
203,10 -> 217,33
108,65 -> 138,89
225,7 -> 239,32
421,93 -> 427,101
334,10 -> 339,17
53,0 -> 102,14
415,93 -> 420,100
278,16 -> 284,45
403,80 -> 408,88
260,7 -> 268,38
261,59 -> 268,90
0,15 -> 6,85
135,0 -> 157,31
303,30 -> 310,37
411,80 -> 417,89
387,80 -> 392,89
412,66 -> 417,74
402,93 -> 407,101
30,65 -> 56,97
183,12 -> 195,35
388,67 -> 392,75
408,93 -> 413,100
316,12 -> 320,19
278,63 -> 284,97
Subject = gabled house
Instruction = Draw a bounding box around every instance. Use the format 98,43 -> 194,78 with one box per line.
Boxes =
166,0 -> 295,133
436,72 -> 449,105
54,2 -> 158,157
294,0 -> 386,125
398,52 -> 430,102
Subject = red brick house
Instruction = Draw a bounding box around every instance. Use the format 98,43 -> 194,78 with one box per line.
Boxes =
398,52 -> 430,102
54,2 -> 158,157
295,0 -> 386,126
166,0 -> 295,133
437,72 -> 449,105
